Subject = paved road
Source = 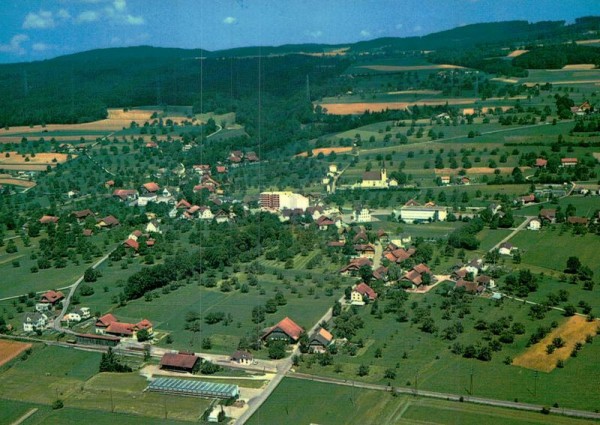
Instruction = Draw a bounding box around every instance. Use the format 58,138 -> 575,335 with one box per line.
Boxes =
488,215 -> 534,252
288,372 -> 600,420
235,294 -> 344,425
53,251 -> 112,331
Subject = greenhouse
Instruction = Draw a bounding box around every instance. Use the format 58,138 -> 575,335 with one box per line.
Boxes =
146,377 -> 239,399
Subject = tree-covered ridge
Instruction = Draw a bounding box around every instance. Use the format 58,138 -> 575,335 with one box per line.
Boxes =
513,44 -> 600,69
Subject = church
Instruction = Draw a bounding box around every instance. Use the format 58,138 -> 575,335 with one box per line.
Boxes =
359,164 -> 397,189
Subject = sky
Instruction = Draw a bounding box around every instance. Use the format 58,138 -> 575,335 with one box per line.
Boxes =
0,0 -> 599,63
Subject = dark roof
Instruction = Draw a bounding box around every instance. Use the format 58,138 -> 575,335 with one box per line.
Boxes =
231,350 -> 253,361
362,171 -> 381,181
160,352 -> 200,370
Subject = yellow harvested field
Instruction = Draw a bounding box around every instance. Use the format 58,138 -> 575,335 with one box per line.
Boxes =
319,98 -> 479,115
513,316 -> 598,373
0,152 -> 72,165
0,178 -> 36,187
575,39 -> 600,45
561,64 -> 596,70
592,152 -> 600,162
387,90 -> 442,95
434,167 -> 528,175
490,77 -> 519,84
106,108 -> 156,120
296,147 -> 353,157
507,49 -> 529,57
357,64 -> 464,72
0,340 -> 32,367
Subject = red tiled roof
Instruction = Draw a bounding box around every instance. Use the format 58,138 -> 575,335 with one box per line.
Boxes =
136,319 -> 153,329
176,199 -> 192,209
106,322 -> 134,336
96,313 -> 117,327
317,327 -> 333,343
413,263 -> 431,275
355,282 -> 377,300
41,290 -> 64,304
82,229 -> 93,237
404,199 -> 420,207
535,158 -> 547,167
568,216 -> 589,225
265,317 -> 303,342
100,215 -> 120,226
160,352 -> 199,370
142,182 -> 160,193
561,158 -> 578,164
124,239 -> 139,250
39,215 -> 59,224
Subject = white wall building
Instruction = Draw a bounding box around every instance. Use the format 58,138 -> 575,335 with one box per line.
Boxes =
260,192 -> 309,211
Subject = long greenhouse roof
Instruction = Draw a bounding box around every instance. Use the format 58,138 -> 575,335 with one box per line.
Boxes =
147,377 -> 239,398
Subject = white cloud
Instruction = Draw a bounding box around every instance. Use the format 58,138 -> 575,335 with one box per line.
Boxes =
76,10 -> 100,23
125,14 -> 144,25
23,10 -> 55,29
223,16 -> 237,24
360,29 -> 371,37
306,30 -> 323,38
395,23 -> 403,29
0,34 -> 29,55
113,0 -> 126,12
32,42 -> 55,52
57,9 -> 71,19
413,25 -> 423,32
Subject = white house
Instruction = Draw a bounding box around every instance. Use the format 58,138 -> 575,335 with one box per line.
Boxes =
498,242 -> 516,256
62,312 -> 81,323
352,208 -> 371,223
198,207 -> 214,220
528,218 -> 541,231
400,200 -> 448,223
23,312 -> 49,332
145,220 -> 161,234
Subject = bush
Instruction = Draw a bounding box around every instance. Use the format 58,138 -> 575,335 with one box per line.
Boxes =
52,399 -> 64,410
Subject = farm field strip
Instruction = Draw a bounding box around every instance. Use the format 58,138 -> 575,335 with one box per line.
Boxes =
0,340 -> 32,367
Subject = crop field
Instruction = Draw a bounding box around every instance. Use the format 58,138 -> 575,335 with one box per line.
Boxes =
249,378 -> 597,425
513,316 -> 598,372
296,146 -> 353,157
0,177 -> 36,187
520,68 -> 600,86
0,340 -> 31,367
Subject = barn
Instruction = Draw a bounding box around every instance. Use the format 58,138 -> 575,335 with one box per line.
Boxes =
159,352 -> 200,373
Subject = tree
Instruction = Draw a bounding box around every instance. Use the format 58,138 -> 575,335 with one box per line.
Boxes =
268,341 -> 287,359
384,368 -> 396,379
357,364 -> 370,376
332,300 -> 342,317
84,267 -> 99,282
566,256 -> 581,274
136,328 -> 151,342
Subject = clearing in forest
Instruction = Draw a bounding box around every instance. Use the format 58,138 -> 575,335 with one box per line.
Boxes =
295,147 -> 353,157
512,316 -> 598,372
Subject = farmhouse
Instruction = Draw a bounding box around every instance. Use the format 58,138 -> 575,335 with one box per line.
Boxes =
455,278 -> 484,294
399,200 -> 447,223
528,218 -> 541,230
353,244 -> 376,259
535,158 -> 547,168
351,282 -> 377,305
339,257 -> 373,275
231,350 -> 254,365
36,290 -> 64,311
23,312 -> 49,332
72,209 -> 95,222
160,352 -> 200,373
561,158 -> 578,167
141,182 -> 160,194
96,215 -> 120,228
309,328 -> 334,353
499,242 -> 516,256
401,264 -> 433,288
539,208 -> 557,223
95,314 -> 153,340
112,189 -> 138,202
262,317 -> 303,343
519,194 -> 536,205
39,215 -> 59,224
568,216 -> 589,226
316,215 -> 335,230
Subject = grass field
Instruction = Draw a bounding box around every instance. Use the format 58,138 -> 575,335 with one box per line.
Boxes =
248,377 -> 597,425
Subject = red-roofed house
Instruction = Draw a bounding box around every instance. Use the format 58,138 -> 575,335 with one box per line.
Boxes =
39,215 -> 59,224
72,209 -> 95,221
96,215 -> 120,228
455,278 -> 484,294
160,352 -> 200,373
339,257 -> 373,275
176,199 -> 192,209
95,314 -> 118,332
519,194 -> 535,205
35,290 -> 65,312
141,182 -> 160,194
113,189 -> 138,202
561,158 -> 578,167
216,165 -> 228,174
535,158 -> 547,168
96,314 -> 153,339
309,328 -> 334,353
351,282 -> 377,305
124,239 -> 139,251
567,216 -> 589,226
262,317 -> 303,343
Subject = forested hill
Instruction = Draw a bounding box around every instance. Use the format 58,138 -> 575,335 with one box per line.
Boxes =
0,17 -> 599,129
